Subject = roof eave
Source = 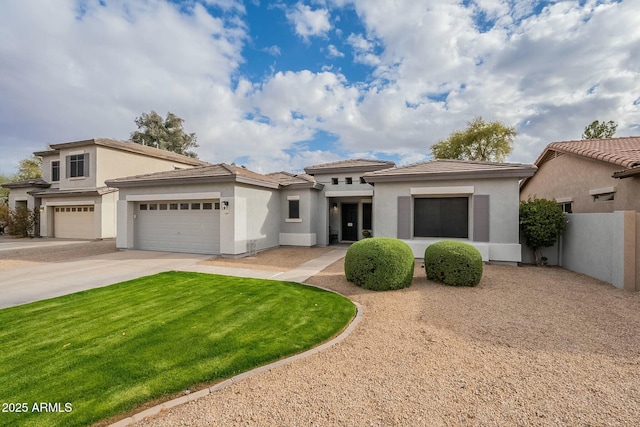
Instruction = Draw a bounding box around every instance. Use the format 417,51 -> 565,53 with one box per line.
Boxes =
612,167 -> 640,179
304,164 -> 395,175
366,168 -> 537,183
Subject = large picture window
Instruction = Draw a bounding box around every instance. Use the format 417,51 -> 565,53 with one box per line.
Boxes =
362,203 -> 372,229
414,197 -> 468,238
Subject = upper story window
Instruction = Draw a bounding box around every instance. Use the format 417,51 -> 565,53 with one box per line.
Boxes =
331,178 -> 338,185
51,161 -> 60,182
558,202 -> 573,213
345,177 -> 353,185
67,154 -> 88,178
360,177 -> 366,184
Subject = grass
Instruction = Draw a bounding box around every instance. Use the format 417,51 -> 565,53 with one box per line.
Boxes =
0,271 -> 356,427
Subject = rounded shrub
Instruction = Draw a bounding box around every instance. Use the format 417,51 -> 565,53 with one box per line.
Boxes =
424,240 -> 483,287
344,237 -> 414,291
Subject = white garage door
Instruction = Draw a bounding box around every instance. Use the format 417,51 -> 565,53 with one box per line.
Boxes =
53,206 -> 95,239
135,200 -> 220,254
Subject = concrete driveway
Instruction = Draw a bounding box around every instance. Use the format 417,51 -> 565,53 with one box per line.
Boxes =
0,236 -> 95,252
0,250 -> 211,309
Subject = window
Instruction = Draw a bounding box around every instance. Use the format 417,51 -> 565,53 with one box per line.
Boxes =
203,203 -> 213,210
214,202 -> 220,210
288,200 -> 300,219
363,203 -> 372,229
149,204 -> 158,210
346,177 -> 353,185
169,203 -> 178,210
191,203 -> 201,210
180,203 -> 189,210
593,193 -> 615,202
89,206 -> 94,212
331,178 -> 338,185
52,161 -> 60,182
559,202 -> 573,213
159,204 -> 167,210
55,207 -> 60,212
414,197 -> 468,238
68,154 -> 86,178
360,177 -> 366,184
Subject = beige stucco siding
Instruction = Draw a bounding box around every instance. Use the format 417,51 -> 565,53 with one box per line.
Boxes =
95,146 -> 198,188
520,153 -> 640,213
56,146 -> 98,190
235,184 -> 280,252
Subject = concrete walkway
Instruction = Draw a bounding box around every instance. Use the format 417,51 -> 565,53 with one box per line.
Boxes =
0,236 -> 98,252
0,248 -> 348,309
181,248 -> 348,283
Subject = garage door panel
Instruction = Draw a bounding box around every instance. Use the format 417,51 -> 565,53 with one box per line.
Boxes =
135,201 -> 220,254
53,206 -> 95,239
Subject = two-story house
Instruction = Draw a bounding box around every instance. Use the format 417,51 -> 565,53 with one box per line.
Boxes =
2,138 -> 207,239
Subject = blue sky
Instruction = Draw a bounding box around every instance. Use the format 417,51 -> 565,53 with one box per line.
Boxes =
1,0 -> 638,176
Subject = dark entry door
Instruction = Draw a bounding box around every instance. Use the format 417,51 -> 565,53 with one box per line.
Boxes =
341,203 -> 358,241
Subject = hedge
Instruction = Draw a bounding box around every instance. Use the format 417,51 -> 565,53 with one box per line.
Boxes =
424,240 -> 483,287
344,237 -> 414,291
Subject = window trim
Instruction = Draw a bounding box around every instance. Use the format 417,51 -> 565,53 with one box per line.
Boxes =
287,199 -> 300,221
413,196 -> 469,239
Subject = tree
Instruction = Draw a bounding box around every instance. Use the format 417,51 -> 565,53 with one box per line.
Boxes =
13,156 -> 42,181
0,173 -> 11,205
519,197 -> 567,266
582,120 -> 617,139
130,111 -> 199,158
431,116 -> 516,162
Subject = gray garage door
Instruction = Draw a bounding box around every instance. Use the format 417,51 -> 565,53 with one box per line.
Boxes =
135,200 -> 220,254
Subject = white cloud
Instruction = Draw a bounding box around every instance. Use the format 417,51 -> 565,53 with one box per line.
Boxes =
263,45 -> 281,56
326,44 -> 344,58
285,2 -> 332,40
1,0 -> 639,177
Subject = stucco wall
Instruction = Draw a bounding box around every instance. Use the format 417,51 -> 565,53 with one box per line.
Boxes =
372,177 -> 520,243
372,177 -> 522,262
55,146 -> 98,190
95,146 -> 198,188
235,184 -> 280,252
520,153 -> 640,212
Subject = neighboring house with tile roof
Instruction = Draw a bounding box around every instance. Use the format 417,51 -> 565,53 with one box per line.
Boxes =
1,138 -> 208,239
519,137 -> 640,291
520,136 -> 640,213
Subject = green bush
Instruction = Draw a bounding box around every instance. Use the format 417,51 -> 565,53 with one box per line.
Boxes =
519,197 -> 566,265
344,237 -> 414,291
424,240 -> 483,287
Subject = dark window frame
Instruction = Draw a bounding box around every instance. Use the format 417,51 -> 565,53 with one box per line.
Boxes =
68,154 -> 85,178
413,197 -> 469,238
51,161 -> 60,182
288,200 -> 300,219
362,203 -> 372,229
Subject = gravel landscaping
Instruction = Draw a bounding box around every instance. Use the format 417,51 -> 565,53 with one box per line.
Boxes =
0,239 -> 117,270
199,246 -> 335,271
135,254 -> 640,427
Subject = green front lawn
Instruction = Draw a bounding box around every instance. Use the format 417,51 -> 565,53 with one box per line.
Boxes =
0,272 -> 356,427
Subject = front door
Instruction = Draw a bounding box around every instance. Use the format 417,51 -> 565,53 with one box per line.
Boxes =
341,203 -> 358,241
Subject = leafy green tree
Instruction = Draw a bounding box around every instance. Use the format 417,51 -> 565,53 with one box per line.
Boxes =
582,120 -> 617,139
519,197 -> 567,266
130,111 -> 199,158
13,157 -> 42,181
431,116 -> 516,162
0,173 -> 11,205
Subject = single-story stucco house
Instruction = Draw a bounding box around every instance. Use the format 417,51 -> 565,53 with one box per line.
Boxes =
106,158 -> 536,263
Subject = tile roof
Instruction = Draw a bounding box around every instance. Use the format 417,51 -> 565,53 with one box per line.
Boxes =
536,136 -> 640,168
34,138 -> 208,167
106,163 -> 280,188
364,159 -> 536,182
535,136 -> 640,169
1,178 -> 50,189
266,171 -> 318,186
304,158 -> 395,174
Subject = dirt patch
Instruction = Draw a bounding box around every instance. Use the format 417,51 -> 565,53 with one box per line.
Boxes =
137,261 -> 640,427
199,246 -> 336,271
